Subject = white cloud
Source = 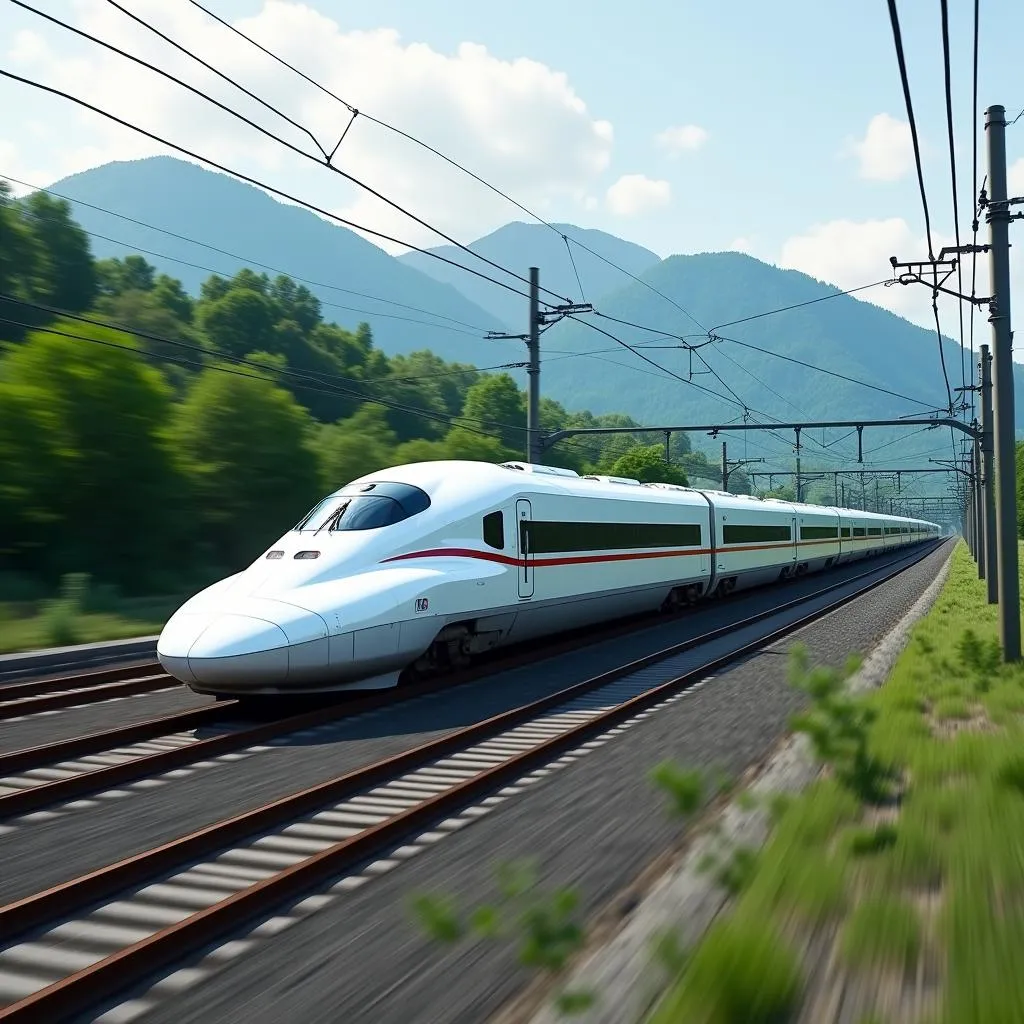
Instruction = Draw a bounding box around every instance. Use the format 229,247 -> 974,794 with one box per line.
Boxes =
728,236 -> 757,254
778,216 -> 1024,363
655,124 -> 708,155
1009,157 -> 1024,195
605,174 -> 671,216
847,113 -> 913,181
0,1 -> 615,251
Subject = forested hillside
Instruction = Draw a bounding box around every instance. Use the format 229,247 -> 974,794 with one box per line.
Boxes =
0,184 -> 723,599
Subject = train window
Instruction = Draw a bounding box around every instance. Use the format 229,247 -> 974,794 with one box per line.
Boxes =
522,520 -> 701,553
840,527 -> 851,538
868,527 -> 882,536
853,527 -> 866,537
483,511 -> 505,550
294,481 -> 431,533
722,524 -> 791,544
800,525 -> 839,539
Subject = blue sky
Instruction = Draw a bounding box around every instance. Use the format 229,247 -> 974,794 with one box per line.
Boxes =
1,0 -> 1022,344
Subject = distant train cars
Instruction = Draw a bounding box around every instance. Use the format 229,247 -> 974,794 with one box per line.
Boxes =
157,460 -> 940,697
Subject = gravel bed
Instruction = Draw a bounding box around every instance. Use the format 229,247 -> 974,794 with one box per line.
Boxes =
0,684 -> 212,756
97,541 -> 955,1024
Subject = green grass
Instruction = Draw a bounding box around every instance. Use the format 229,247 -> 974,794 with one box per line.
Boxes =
651,541 -> 1024,1024
0,573 -> 184,653
840,896 -> 922,972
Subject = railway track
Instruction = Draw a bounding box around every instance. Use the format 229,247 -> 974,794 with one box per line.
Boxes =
0,546 -> 933,822
0,540 -> 942,1021
0,663 -> 175,721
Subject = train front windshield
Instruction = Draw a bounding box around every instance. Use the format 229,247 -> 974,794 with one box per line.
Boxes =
294,481 -> 432,533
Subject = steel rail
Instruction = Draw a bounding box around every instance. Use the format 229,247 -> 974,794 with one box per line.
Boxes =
0,544 -> 932,819
0,667 -> 174,721
0,540 -> 945,1022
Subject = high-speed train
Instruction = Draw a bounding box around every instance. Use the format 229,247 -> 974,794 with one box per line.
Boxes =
157,460 -> 941,697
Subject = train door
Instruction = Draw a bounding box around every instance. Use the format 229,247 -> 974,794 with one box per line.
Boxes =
791,516 -> 799,563
516,498 -> 535,599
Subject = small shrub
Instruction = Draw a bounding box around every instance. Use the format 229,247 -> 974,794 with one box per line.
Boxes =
650,760 -> 705,817
841,897 -> 922,973
652,914 -> 803,1024
38,599 -> 80,648
787,644 -> 895,803
995,755 -> 1024,797
846,823 -> 899,857
957,628 -> 1001,678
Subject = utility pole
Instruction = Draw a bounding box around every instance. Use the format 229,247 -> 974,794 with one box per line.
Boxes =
980,343 -> 998,603
720,441 -> 764,492
875,478 -> 880,513
489,267 -> 592,465
985,105 -> 1020,659
794,428 -> 802,503
527,267 -> 541,465
973,434 -> 983,575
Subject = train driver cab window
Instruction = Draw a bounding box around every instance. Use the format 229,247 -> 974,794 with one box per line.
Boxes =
294,481 -> 431,533
483,510 -> 505,550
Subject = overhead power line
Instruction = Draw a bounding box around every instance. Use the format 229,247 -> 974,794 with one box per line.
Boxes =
13,0 -> 572,309
0,294 -> 533,438
2,171 -> 493,334
939,0 -> 968,401
885,0 -> 954,416
181,0 -> 713,332
11,196 -> 488,340
0,70 -> 545,308
711,334 -> 943,409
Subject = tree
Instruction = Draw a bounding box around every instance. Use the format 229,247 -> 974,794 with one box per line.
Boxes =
95,254 -> 156,298
313,404 -> 398,493
197,287 -> 277,360
608,444 -> 689,486
170,367 -> 321,568
1,319 -> 183,584
270,275 -> 321,334
20,192 -> 96,312
460,374 -> 526,452
0,182 -> 48,332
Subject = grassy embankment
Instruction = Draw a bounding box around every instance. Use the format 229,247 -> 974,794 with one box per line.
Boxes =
653,539 -> 1024,1023
0,573 -> 186,654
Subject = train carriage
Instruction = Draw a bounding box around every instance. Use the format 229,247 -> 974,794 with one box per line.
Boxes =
157,460 -> 942,697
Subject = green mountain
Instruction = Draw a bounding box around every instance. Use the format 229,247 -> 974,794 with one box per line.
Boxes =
43,156 -> 505,366
397,221 -> 661,328
38,157 -> 1004,483
534,251 -> 1014,471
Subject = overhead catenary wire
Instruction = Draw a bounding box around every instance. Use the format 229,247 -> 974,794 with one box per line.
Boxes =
12,0 -> 572,309
0,70 -> 547,309
181,0 -> 714,333
16,5 -> 921,441
968,0 -> 980,424
939,0 -> 968,403
2,171 -> 495,334
885,0 -> 954,416
10,197 -> 491,340
0,295 -> 532,438
0,314 -> 520,443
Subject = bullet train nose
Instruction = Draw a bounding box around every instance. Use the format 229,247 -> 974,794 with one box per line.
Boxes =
157,599 -> 330,691
158,612 -> 290,687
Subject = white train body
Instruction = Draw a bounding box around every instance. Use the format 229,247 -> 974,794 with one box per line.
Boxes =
156,460 -> 941,697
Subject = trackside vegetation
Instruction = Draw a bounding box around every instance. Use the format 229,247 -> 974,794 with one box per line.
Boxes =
3,183 -> 749,652
413,542 -> 1024,1022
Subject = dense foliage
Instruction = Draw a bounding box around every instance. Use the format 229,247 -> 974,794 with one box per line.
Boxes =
0,185 -> 738,595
